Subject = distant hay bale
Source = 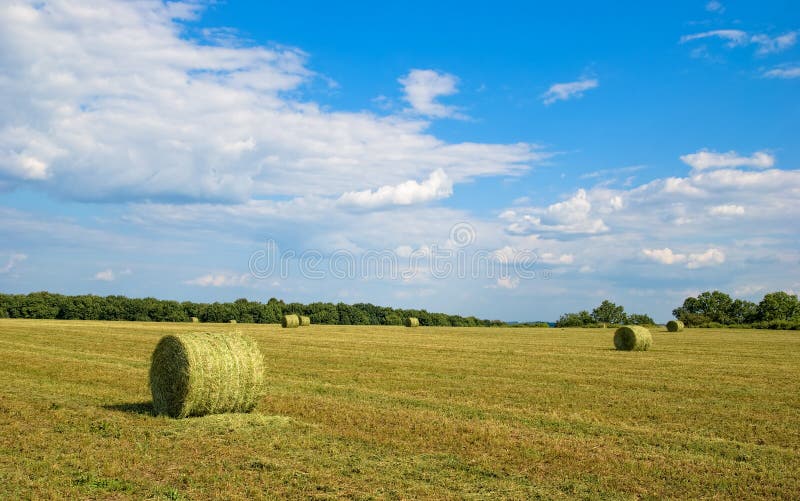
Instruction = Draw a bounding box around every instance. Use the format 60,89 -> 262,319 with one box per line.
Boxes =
149,331 -> 265,418
666,320 -> 685,332
229,319 -> 237,324
404,317 -> 419,327
299,315 -> 311,326
190,317 -> 199,323
282,314 -> 300,328
613,325 -> 653,351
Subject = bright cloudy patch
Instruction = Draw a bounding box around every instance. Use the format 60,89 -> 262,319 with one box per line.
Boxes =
705,1 -> 724,13
398,69 -> 463,118
493,277 -> 520,289
0,2 -> 542,203
680,30 -> 797,55
709,204 -> 745,216
541,78 -> 598,105
763,65 -> 800,79
185,273 -> 251,287
337,169 -> 453,209
0,253 -> 27,273
503,189 -> 609,236
93,269 -> 115,281
680,150 -> 774,170
642,248 -> 686,265
687,248 -> 726,269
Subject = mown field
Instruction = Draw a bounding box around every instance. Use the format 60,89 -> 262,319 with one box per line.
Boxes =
0,320 -> 798,499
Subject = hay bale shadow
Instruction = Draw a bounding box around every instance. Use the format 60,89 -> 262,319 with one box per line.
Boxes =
103,401 -> 155,416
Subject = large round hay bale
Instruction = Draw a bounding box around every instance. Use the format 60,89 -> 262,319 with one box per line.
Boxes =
299,315 -> 311,326
282,314 -> 300,328
229,319 -> 237,324
613,325 -> 653,351
149,332 -> 265,418
666,320 -> 684,332
404,317 -> 419,327
190,317 -> 199,323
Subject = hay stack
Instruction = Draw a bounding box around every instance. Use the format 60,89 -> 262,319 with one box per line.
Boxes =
149,331 -> 265,418
666,320 -> 684,332
404,317 -> 420,327
613,325 -> 653,351
299,315 -> 311,326
190,317 -> 199,323
229,319 -> 237,324
282,314 -> 300,328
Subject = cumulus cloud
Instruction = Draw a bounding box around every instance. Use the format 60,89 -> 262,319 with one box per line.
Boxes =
494,277 -> 520,289
680,30 -> 797,55
709,204 -> 745,216
541,78 -> 598,105
185,273 -> 251,287
399,69 -> 463,118
0,1 -> 541,203
687,248 -> 726,269
680,150 -> 774,170
763,65 -> 800,79
642,248 -> 686,265
93,269 -> 115,281
504,189 -> 609,236
0,253 -> 27,273
337,169 -> 453,209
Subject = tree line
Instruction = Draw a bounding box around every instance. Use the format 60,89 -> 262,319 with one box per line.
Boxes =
0,292 -> 504,327
555,291 -> 800,329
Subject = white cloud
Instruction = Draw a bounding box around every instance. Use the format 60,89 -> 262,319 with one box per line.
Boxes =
642,247 -> 725,269
680,150 -> 774,170
541,78 -> 598,105
763,65 -> 800,79
398,69 -> 462,118
687,248 -> 726,269
709,204 -> 744,216
642,248 -> 687,265
751,32 -> 798,55
337,169 -> 453,209
93,269 -> 115,281
680,30 -> 797,55
0,2 -> 542,203
705,1 -> 725,13
185,272 -> 251,287
505,189 -> 609,236
680,30 -> 748,47
0,253 -> 27,273
494,277 -> 520,289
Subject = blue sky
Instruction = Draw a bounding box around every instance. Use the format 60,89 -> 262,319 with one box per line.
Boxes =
0,0 -> 798,321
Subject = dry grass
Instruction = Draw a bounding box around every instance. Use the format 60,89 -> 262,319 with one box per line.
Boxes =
149,332 -> 264,418
1,319 -> 799,499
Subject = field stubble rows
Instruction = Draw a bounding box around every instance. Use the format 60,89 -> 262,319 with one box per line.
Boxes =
0,319 -> 798,499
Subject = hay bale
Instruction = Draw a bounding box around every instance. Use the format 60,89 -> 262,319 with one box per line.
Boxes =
190,317 -> 199,323
229,319 -> 237,324
282,314 -> 300,328
149,331 -> 265,418
404,317 -> 419,327
666,320 -> 684,332
613,325 -> 653,351
299,315 -> 311,326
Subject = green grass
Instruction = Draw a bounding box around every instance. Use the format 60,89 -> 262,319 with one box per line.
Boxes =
1,319 -> 799,499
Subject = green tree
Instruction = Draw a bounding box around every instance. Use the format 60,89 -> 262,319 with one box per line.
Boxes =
757,292 -> 799,322
591,300 -> 626,324
627,313 -> 655,325
555,310 -> 593,327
